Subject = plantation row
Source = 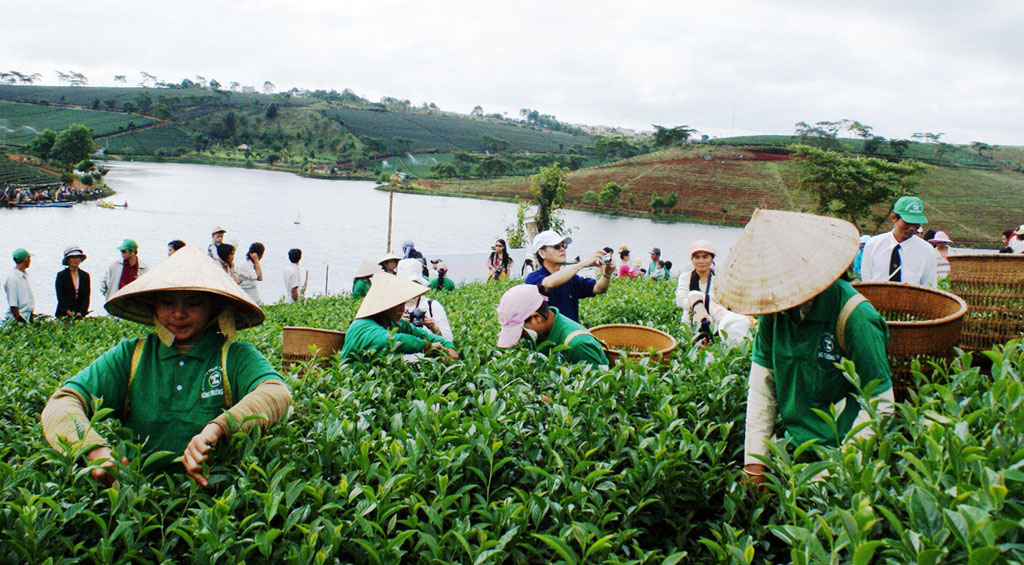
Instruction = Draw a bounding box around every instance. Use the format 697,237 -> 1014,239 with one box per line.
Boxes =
0,157 -> 60,186
0,85 -> 309,112
98,125 -> 195,155
0,101 -> 154,145
324,107 -> 592,154
2,278 -> 1024,563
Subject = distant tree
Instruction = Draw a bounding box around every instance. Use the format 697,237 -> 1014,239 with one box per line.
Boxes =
67,70 -> 88,87
121,101 -> 136,113
652,125 -> 696,147
26,129 -> 57,161
208,79 -> 221,90
153,103 -> 171,120
79,173 -> 94,186
266,153 -> 279,165
594,136 -> 645,160
452,151 -> 480,175
139,71 -> 157,87
179,78 -> 195,89
862,136 -> 886,156
431,162 -> 458,178
790,144 -> 928,227
471,105 -> 484,117
362,137 -> 386,154
209,112 -> 237,140
91,98 -> 100,110
970,141 -> 993,157
888,139 -> 910,159
794,121 -> 841,150
565,155 -> 584,170
265,103 -> 278,119
846,120 -> 873,139
50,125 -> 95,169
194,75 -> 207,88
924,132 -> 944,144
481,134 -> 509,152
132,91 -> 153,114
103,99 -> 116,110
0,72 -> 14,85
114,75 -> 127,84
191,132 -> 210,153
391,137 -> 414,154
476,155 -> 513,177
530,163 -> 569,232
229,81 -> 241,92
55,71 -> 70,85
263,81 -> 275,94
599,182 -> 623,209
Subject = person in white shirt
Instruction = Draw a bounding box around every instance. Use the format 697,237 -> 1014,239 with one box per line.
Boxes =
5,248 -> 34,324
236,243 -> 265,304
860,196 -> 937,287
208,226 -> 226,259
282,248 -> 303,304
396,259 -> 453,342
928,231 -> 954,279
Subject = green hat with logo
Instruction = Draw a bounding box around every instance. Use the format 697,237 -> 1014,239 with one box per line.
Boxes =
12,248 -> 30,263
893,196 -> 928,224
117,239 -> 139,251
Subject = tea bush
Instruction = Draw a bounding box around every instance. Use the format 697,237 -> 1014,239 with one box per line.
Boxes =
1,278 -> 1022,563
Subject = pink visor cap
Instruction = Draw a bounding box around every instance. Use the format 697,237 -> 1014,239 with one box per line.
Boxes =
497,284 -> 547,348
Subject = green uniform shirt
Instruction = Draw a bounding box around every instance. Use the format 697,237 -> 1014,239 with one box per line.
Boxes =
64,328 -> 282,458
429,277 -> 455,292
340,317 -> 454,360
539,307 -> 609,367
352,278 -> 371,299
752,279 -> 892,448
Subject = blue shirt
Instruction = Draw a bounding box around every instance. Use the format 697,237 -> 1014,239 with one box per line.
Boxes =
525,265 -> 597,322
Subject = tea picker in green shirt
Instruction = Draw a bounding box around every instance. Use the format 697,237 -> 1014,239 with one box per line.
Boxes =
428,261 -> 456,292
341,272 -> 457,361
714,210 -> 894,488
496,284 -> 609,368
41,246 -> 292,487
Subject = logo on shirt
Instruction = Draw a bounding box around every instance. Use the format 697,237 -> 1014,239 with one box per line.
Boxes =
201,366 -> 225,399
817,332 -> 841,363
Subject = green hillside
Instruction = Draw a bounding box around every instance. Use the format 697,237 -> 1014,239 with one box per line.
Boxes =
419,146 -> 1024,246
0,156 -> 60,186
0,101 -> 154,145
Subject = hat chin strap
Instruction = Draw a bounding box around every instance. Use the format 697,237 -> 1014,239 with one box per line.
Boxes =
151,306 -> 236,348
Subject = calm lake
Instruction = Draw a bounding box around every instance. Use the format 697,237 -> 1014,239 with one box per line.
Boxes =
1,161 -> 742,316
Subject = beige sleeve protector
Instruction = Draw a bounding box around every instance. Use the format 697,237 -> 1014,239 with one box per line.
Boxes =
41,388 -> 108,454
210,379 -> 292,437
744,362 -> 776,466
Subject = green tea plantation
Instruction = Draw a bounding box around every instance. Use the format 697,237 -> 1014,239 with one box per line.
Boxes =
2,278 -> 1023,563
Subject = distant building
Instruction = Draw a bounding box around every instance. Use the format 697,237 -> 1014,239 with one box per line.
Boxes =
242,86 -> 256,93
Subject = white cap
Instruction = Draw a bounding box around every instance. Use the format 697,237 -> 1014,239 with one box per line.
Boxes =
396,258 -> 428,285
532,230 -> 572,254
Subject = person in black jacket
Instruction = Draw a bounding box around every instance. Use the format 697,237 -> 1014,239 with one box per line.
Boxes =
55,245 -> 90,319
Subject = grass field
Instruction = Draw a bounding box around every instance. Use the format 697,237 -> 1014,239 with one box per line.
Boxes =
0,156 -> 60,186
0,85 -> 311,111
324,108 -> 593,154
0,101 -> 155,146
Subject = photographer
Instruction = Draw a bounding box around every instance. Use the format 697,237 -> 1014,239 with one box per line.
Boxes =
397,259 -> 453,342
674,240 -> 752,348
524,230 -> 615,323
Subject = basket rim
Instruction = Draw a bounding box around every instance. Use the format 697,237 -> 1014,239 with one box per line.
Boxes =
947,253 -> 1024,261
282,325 -> 346,336
588,323 -> 678,354
851,282 -> 968,328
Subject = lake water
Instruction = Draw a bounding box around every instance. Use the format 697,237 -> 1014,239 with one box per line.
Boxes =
1,161 -> 742,317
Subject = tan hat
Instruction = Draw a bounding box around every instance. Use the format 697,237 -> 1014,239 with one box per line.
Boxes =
211,226 -> 226,235
355,260 -> 379,278
714,209 -> 859,315
378,253 -> 401,266
105,245 -> 264,330
355,272 -> 428,319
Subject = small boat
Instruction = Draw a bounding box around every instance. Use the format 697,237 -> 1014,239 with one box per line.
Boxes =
98,201 -> 128,209
15,201 -> 73,208
294,213 -> 301,225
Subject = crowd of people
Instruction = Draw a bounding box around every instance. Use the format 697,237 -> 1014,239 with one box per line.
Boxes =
9,195 -> 1021,489
2,183 -> 106,206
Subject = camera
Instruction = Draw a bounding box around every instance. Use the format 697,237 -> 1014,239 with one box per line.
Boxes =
409,308 -> 426,328
602,253 -> 613,265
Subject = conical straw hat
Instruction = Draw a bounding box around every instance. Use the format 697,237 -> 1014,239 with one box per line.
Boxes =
105,245 -> 264,329
714,209 -> 859,315
355,272 -> 427,318
355,260 -> 379,278
378,253 -> 401,266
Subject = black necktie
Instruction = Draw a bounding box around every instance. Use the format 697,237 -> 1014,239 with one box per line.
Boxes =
888,244 -> 902,282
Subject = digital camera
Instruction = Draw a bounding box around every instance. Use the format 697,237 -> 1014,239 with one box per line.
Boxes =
409,308 -> 427,328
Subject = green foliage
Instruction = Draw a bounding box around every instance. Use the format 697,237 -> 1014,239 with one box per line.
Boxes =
79,173 -> 93,186
505,201 -> 530,248
790,144 -> 929,227
25,128 -> 57,160
49,124 -> 95,169
600,182 -> 624,209
653,125 -> 696,147
530,163 -> 569,233
265,103 -> 278,119
2,282 -> 1024,562
0,157 -> 60,185
0,101 -> 153,146
649,191 -> 679,214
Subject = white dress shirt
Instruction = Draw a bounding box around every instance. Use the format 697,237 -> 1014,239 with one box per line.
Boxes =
861,232 -> 937,287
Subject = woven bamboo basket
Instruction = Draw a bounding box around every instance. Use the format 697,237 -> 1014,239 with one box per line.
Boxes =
852,282 -> 967,399
589,324 -> 677,365
947,254 -> 1024,353
281,326 -> 345,366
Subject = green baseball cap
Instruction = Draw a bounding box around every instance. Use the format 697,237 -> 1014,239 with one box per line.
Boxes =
117,239 -> 139,251
893,196 -> 928,224
12,248 -> 30,263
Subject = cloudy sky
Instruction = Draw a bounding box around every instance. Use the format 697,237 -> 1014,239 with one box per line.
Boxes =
3,0 -> 1022,144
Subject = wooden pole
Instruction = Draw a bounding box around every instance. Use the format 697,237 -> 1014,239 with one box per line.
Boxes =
387,184 -> 394,252
325,265 -> 329,295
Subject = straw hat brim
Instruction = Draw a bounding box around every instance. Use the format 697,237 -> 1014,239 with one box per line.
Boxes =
378,253 -> 402,265
105,245 -> 264,329
355,272 -> 427,318
714,209 -> 859,315
355,260 -> 380,278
